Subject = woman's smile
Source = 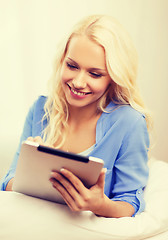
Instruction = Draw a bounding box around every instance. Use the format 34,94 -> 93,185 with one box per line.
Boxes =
67,83 -> 92,98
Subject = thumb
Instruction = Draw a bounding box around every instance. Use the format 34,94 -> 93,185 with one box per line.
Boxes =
96,168 -> 107,188
33,136 -> 44,144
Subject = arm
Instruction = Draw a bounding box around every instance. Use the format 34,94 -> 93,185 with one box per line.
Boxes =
94,196 -> 135,218
0,100 -> 37,191
110,116 -> 149,215
50,168 -> 134,218
5,178 -> 14,191
50,115 -> 149,217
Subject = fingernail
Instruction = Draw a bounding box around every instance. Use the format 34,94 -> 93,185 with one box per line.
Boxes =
49,178 -> 54,183
50,171 -> 58,178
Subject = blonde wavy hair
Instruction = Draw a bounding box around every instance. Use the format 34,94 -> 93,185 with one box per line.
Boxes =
42,15 -> 152,147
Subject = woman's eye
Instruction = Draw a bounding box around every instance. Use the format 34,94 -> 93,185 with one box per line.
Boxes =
66,62 -> 78,70
89,72 -> 102,78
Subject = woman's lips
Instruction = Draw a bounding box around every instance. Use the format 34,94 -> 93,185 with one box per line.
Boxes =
67,84 -> 92,96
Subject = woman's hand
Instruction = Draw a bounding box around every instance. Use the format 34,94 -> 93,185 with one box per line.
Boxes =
49,168 -> 107,215
27,136 -> 135,217
5,178 -> 14,191
27,136 -> 45,145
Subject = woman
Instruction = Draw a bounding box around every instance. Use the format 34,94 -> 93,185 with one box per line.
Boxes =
0,15 -> 152,218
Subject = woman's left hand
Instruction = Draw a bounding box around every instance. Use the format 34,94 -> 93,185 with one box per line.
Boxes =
49,168 -> 106,214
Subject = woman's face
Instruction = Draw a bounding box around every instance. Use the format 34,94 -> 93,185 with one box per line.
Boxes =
61,35 -> 111,111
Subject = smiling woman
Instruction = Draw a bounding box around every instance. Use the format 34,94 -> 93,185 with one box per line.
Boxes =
61,35 -> 111,111
0,15 -> 152,218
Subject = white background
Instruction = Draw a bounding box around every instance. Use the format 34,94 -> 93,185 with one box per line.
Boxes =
0,0 -> 168,178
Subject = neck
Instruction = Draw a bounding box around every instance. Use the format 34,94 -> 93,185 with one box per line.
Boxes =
68,104 -> 101,125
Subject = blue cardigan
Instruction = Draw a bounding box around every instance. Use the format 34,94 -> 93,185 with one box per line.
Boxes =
0,96 -> 149,216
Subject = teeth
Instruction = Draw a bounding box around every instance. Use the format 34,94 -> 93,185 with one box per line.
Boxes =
71,88 -> 86,96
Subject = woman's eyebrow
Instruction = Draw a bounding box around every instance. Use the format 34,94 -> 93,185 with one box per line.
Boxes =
67,57 -> 106,72
67,58 -> 79,67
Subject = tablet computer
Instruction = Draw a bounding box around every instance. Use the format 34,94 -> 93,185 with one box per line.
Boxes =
12,141 -> 104,204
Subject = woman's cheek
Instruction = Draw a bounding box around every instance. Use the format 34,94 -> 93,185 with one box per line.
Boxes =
61,68 -> 75,84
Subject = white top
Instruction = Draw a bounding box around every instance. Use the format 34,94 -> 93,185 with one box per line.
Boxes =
78,145 -> 95,156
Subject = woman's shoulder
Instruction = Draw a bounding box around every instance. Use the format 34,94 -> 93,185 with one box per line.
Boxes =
35,95 -> 47,107
100,101 -> 146,131
106,100 -> 144,115
31,95 -> 47,112
96,102 -> 149,151
27,95 -> 48,122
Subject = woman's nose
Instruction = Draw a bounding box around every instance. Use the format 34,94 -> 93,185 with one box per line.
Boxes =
72,71 -> 87,89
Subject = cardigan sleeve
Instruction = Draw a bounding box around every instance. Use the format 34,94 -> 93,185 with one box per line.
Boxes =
111,116 -> 149,215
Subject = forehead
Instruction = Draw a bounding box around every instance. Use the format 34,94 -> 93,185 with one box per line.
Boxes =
65,35 -> 106,69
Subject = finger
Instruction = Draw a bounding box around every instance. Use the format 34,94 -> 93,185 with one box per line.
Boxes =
27,137 -> 34,141
50,171 -> 81,200
50,177 -> 74,205
34,136 -> 52,147
26,136 -> 43,144
33,136 -> 44,144
50,176 -> 80,211
96,168 -> 106,188
59,168 -> 87,195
